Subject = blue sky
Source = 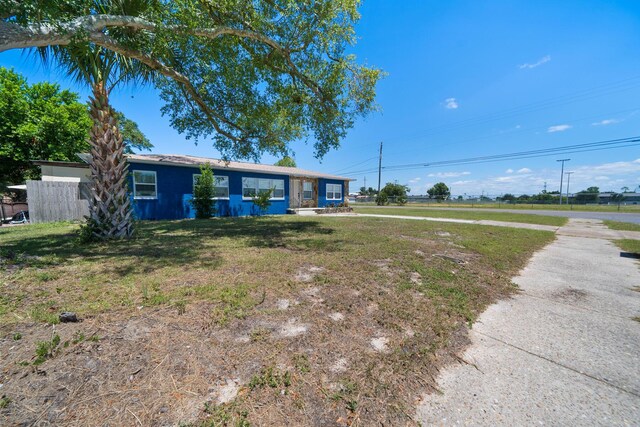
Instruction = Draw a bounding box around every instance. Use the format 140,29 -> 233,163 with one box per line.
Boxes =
2,0 -> 640,196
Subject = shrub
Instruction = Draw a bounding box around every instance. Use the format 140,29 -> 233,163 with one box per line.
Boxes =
375,192 -> 388,205
191,163 -> 216,219
252,188 -> 273,215
378,182 -> 409,205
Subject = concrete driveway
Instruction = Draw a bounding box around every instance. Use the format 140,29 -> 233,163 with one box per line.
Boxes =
415,219 -> 640,425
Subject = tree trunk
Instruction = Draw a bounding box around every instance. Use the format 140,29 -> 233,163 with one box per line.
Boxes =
87,82 -> 134,238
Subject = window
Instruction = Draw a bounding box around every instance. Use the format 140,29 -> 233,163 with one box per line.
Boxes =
273,179 -> 285,199
303,181 -> 313,200
193,174 -> 229,199
133,170 -> 157,199
242,177 -> 285,200
326,183 -> 342,200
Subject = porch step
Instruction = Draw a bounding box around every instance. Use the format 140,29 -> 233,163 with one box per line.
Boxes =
287,208 -> 325,216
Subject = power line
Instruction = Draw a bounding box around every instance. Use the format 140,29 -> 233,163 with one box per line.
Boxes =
330,156 -> 378,174
345,141 -> 640,175
340,136 -> 640,176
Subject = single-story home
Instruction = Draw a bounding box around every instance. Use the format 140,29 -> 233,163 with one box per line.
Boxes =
35,154 -> 353,220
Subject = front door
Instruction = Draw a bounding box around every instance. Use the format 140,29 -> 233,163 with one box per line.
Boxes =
291,179 -> 302,208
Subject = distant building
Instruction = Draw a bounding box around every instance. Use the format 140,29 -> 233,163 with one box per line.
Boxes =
597,192 -> 640,205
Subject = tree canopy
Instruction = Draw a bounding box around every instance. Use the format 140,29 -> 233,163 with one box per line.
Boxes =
379,182 -> 409,204
359,186 -> 378,196
427,182 -> 450,201
575,186 -> 599,204
274,156 -> 296,167
0,67 -> 90,187
1,1 -> 382,161
0,67 -> 151,188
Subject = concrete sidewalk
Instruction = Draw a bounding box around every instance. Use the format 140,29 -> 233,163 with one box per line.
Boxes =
415,219 -> 640,425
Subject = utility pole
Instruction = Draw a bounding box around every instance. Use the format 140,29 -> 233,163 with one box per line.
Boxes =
557,159 -> 570,205
565,172 -> 574,204
543,181 -> 547,193
363,176 -> 366,190
377,141 -> 383,194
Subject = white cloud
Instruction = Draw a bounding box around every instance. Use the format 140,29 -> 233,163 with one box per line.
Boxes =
517,167 -> 532,174
408,177 -> 421,184
505,168 -> 514,174
547,124 -> 572,133
591,119 -> 620,126
495,176 -> 517,183
447,158 -> 640,195
428,171 -> 470,178
519,55 -> 551,69
591,158 -> 640,174
444,98 -> 459,109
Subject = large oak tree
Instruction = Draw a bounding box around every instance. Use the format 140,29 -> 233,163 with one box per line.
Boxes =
0,0 -> 381,238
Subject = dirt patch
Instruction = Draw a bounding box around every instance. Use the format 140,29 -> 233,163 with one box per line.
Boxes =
276,299 -> 290,310
370,336 -> 389,352
294,265 -> 324,282
329,312 -> 345,322
278,319 -> 309,337
410,272 -> 422,284
330,357 -> 349,373
211,378 -> 241,404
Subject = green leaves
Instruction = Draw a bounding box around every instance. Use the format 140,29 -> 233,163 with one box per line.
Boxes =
0,67 -> 91,188
4,0 -> 382,161
0,67 -> 151,190
427,183 -> 451,201
191,163 -> 216,219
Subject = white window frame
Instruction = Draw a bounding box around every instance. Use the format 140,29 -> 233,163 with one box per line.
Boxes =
193,174 -> 230,199
242,177 -> 285,200
326,183 -> 342,201
303,181 -> 314,200
132,170 -> 157,199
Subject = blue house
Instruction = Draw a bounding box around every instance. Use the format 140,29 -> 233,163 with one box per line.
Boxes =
37,154 -> 352,220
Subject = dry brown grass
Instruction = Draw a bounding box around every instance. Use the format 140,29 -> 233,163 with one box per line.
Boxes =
0,216 -> 554,426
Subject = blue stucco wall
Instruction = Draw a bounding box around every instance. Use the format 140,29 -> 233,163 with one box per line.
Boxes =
317,178 -> 346,207
127,162 -> 290,220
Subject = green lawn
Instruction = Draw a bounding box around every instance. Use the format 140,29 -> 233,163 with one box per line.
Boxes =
603,220 -> 640,232
353,206 -> 568,226
614,239 -> 640,255
0,217 -> 554,426
355,202 -> 640,212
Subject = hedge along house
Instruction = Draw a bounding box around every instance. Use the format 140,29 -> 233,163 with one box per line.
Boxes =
36,154 -> 352,220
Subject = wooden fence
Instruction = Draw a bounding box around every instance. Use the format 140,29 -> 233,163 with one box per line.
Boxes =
26,180 -> 90,223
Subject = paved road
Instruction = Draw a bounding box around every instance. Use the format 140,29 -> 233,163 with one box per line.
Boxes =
415,219 -> 640,425
354,205 -> 640,224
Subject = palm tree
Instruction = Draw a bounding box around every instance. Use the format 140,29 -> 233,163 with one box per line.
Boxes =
37,1 -> 152,239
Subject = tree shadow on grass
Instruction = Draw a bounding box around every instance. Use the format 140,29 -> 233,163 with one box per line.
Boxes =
1,217 -> 335,274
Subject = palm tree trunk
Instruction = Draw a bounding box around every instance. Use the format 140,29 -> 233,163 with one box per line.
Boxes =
87,82 -> 133,238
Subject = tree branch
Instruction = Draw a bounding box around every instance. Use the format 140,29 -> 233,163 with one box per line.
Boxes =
0,14 -> 330,104
87,33 -> 247,145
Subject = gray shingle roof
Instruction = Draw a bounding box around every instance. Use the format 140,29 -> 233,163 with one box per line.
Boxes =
124,154 -> 354,181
